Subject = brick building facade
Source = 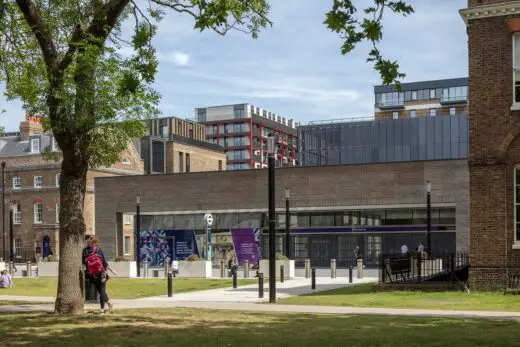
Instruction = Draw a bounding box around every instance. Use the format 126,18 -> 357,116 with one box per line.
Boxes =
0,116 -> 143,262
95,159 -> 469,262
460,0 -> 520,288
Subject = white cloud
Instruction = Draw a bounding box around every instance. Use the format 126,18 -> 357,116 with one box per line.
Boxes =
158,51 -> 190,66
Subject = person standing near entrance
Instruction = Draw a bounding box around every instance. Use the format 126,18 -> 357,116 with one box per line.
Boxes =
83,238 -> 114,315
401,244 -> 409,254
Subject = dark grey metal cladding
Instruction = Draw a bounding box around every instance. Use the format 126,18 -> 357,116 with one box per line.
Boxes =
374,77 -> 468,94
298,115 -> 469,166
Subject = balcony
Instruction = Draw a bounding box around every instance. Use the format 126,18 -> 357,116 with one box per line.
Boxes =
440,95 -> 468,105
378,100 -> 405,110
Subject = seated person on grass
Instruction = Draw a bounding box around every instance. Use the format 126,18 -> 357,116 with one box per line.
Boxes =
0,270 -> 14,288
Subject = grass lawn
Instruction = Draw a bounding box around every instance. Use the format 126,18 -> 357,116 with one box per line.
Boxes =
278,283 -> 520,312
0,308 -> 519,346
0,278 -> 258,299
0,301 -> 49,306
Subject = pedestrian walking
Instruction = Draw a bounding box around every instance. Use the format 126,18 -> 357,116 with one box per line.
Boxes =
82,237 -> 116,315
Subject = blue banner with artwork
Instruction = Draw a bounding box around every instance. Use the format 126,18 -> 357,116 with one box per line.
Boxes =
139,230 -> 199,266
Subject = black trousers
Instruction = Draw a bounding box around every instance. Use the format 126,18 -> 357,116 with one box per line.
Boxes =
91,277 -> 109,309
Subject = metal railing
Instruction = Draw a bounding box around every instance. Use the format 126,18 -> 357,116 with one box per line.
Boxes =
379,251 -> 470,285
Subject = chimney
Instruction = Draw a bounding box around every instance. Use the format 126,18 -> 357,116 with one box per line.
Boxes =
19,114 -> 44,138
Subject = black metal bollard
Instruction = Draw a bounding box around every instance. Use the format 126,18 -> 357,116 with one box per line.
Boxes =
259,273 -> 264,298
167,272 -> 173,297
280,265 -> 284,283
311,268 -> 316,290
233,267 -> 238,289
348,266 -> 353,283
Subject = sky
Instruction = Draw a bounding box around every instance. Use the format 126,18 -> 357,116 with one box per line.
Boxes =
0,0 -> 468,132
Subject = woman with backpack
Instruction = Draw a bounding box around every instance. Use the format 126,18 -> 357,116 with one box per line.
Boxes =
83,237 -> 114,315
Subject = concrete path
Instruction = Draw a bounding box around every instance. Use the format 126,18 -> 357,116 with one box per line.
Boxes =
2,299 -> 520,320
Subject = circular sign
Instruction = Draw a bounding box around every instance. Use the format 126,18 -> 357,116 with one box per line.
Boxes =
204,213 -> 213,226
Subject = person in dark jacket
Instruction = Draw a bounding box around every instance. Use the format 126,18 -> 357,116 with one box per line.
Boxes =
82,237 -> 113,315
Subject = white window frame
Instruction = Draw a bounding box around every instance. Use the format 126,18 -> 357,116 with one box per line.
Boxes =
56,203 -> 60,224
31,138 -> 40,153
392,112 -> 399,120
34,176 -> 43,188
12,176 -> 21,190
56,173 -> 60,187
14,238 -> 21,257
409,110 -> 417,118
429,89 -> 436,99
34,203 -> 42,224
429,108 -> 437,117
12,203 -> 21,225
124,236 -> 131,256
123,214 -> 132,225
450,107 -> 456,116
514,166 -> 520,247
514,34 -> 520,108
411,91 -> 418,101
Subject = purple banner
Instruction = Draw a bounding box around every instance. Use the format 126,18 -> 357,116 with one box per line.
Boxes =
231,228 -> 261,266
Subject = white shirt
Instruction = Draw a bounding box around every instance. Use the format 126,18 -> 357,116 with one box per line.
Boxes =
401,245 -> 408,254
417,244 -> 425,253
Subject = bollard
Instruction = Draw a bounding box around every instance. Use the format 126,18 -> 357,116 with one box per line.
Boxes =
311,268 -> 316,290
220,260 -> 225,278
167,272 -> 173,297
232,266 -> 238,289
164,262 -> 170,279
258,273 -> 264,298
280,265 -> 284,283
26,261 -> 32,278
305,259 -> 311,278
331,259 -> 337,279
348,266 -> 353,283
357,258 -> 363,279
244,260 -> 249,279
143,261 -> 149,278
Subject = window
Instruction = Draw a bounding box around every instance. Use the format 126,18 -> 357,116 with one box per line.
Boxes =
442,86 -> 468,102
392,112 -> 399,120
56,203 -> 59,223
514,34 -> 520,104
515,166 -> 520,242
124,236 -> 131,255
429,108 -> 437,117
412,91 -> 418,100
380,92 -> 404,106
34,203 -> 42,224
122,158 -> 131,165
123,215 -> 132,225
409,110 -> 417,118
12,203 -> 21,225
179,152 -> 184,173
13,176 -> 21,189
429,89 -> 436,99
34,176 -> 42,188
186,153 -> 190,173
218,160 -> 222,171
450,107 -> 456,116
31,138 -> 40,153
56,173 -> 60,187
14,238 -> 21,257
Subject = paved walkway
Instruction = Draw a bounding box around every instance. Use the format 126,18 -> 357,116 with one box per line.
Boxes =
2,276 -> 520,320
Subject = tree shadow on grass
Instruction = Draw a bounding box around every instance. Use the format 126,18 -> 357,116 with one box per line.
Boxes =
0,308 -> 519,347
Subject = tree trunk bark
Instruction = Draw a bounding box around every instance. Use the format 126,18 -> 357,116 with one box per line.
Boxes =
54,150 -> 88,315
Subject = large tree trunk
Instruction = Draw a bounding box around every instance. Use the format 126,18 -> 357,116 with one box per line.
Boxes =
54,150 -> 88,314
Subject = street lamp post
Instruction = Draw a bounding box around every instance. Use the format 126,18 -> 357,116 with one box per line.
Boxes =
285,188 -> 290,259
426,181 -> 432,255
9,206 -> 13,268
1,161 -> 5,261
267,135 -> 276,303
136,194 -> 141,277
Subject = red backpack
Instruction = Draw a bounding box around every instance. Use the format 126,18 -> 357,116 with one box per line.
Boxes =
86,247 -> 105,277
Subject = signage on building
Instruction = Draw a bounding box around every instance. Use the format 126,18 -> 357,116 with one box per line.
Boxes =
231,228 -> 261,267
